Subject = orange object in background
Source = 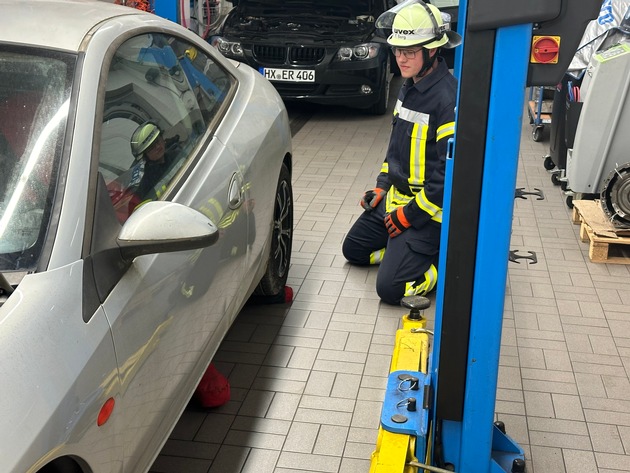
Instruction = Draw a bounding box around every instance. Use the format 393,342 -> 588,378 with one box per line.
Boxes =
114,0 -> 153,12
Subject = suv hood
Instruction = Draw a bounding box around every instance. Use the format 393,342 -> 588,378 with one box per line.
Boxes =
230,0 -> 375,7
223,0 -> 382,41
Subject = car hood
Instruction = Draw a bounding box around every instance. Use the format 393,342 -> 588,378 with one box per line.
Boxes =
230,0 -> 375,6
223,0 -> 382,41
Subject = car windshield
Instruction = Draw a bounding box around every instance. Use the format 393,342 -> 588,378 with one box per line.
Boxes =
0,46 -> 75,272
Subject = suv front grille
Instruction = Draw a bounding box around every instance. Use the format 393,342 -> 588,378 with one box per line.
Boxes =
252,45 -> 325,66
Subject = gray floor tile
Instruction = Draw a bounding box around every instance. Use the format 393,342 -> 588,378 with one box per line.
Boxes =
266,393 -> 302,421
241,449 -> 281,473
150,455 -> 212,473
276,451 -> 341,473
563,449 -> 598,473
588,422 -> 625,454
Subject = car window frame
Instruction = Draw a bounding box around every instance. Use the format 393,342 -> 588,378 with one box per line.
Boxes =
84,26 -> 238,259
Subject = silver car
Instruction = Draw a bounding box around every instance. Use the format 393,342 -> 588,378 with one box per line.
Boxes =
0,1 -> 293,471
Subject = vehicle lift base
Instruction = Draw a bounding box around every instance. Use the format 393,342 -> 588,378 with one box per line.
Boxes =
369,307 -> 525,473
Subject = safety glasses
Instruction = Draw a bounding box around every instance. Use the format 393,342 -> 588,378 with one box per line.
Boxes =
391,47 -> 423,59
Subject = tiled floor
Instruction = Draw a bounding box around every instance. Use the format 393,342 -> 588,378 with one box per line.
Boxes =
150,78 -> 630,473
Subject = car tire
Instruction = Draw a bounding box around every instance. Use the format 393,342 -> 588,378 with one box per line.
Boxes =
369,61 -> 391,116
254,162 -> 293,297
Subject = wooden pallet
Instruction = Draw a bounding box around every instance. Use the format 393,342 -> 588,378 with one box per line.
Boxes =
572,200 -> 630,264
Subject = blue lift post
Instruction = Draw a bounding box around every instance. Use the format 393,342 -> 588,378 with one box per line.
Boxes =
153,0 -> 178,23
433,21 -> 533,472
430,0 -> 602,471
374,0 -> 602,471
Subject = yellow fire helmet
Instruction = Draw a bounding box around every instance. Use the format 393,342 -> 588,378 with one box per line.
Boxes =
378,0 -> 462,49
130,121 -> 161,158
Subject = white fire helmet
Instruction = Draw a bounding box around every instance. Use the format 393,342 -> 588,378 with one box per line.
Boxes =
386,1 -> 461,49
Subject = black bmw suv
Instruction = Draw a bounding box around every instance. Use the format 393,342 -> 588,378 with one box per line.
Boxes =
211,0 -> 400,114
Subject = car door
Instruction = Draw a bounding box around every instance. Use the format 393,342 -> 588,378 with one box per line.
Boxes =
89,30 -> 248,471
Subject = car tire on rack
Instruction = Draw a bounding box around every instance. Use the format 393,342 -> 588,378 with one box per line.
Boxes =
255,162 -> 293,297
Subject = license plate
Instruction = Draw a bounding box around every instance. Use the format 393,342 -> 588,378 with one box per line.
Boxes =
260,67 -> 315,82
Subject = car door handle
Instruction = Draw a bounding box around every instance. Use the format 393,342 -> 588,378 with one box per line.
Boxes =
228,173 -> 244,209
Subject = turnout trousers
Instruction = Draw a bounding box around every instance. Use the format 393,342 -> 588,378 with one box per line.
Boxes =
342,199 -> 440,305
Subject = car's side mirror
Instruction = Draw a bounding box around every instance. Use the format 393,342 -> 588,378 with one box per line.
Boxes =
84,197 -> 219,320
117,201 -> 219,261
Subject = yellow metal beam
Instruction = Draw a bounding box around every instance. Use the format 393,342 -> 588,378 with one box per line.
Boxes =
370,314 -> 431,473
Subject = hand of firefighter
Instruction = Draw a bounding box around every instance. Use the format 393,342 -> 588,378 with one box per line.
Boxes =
384,206 -> 411,238
360,188 -> 387,212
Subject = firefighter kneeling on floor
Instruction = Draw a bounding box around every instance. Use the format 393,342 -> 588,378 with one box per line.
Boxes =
342,0 -> 461,305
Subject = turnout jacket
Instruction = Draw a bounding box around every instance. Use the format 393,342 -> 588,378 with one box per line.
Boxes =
376,57 -> 457,230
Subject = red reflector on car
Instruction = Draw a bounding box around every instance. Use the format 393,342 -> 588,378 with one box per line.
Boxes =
97,398 -> 115,427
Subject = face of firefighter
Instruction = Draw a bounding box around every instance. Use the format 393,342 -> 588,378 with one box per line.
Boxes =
144,135 -> 166,163
393,46 -> 437,82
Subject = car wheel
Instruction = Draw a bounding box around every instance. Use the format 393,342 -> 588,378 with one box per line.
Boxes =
254,163 -> 293,297
369,61 -> 391,116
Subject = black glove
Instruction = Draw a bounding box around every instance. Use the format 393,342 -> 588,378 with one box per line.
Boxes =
360,188 -> 387,212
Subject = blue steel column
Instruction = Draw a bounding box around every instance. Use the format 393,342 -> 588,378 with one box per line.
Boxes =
153,0 -> 178,23
430,0 -> 599,469
432,11 -> 531,473
458,23 -> 531,472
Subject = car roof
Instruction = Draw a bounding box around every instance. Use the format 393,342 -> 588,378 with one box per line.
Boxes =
0,0 -> 147,52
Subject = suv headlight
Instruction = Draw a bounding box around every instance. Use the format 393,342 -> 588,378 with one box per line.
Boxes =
211,37 -> 244,58
335,43 -> 380,61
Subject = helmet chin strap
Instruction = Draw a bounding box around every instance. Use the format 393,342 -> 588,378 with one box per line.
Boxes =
416,48 -> 437,79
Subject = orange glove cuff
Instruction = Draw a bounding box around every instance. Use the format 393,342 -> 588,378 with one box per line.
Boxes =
396,206 -> 410,228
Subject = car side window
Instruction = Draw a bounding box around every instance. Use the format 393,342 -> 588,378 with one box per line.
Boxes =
97,33 -> 232,223
169,41 -> 232,125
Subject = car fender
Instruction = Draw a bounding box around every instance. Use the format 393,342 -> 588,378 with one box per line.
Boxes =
0,262 -> 122,473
